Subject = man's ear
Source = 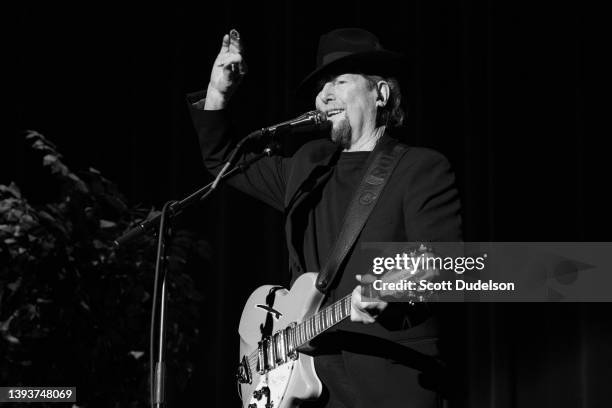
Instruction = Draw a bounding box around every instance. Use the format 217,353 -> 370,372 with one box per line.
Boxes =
376,81 -> 390,108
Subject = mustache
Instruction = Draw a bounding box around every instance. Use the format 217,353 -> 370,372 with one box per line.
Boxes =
321,106 -> 346,113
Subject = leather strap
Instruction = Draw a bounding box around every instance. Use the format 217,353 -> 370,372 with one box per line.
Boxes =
316,139 -> 409,293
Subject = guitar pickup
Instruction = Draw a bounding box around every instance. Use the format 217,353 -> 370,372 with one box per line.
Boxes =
286,323 -> 298,360
257,340 -> 266,373
274,331 -> 286,365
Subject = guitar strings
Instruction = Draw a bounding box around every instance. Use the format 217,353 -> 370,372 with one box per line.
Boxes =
244,294 -> 353,372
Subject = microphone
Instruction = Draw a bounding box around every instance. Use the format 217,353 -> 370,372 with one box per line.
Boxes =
222,110 -> 327,175
214,110 -> 328,190
251,110 -> 328,138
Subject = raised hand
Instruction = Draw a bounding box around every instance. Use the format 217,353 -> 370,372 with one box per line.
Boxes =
205,29 -> 247,110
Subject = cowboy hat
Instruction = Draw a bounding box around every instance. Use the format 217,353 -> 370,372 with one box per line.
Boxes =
297,28 -> 407,98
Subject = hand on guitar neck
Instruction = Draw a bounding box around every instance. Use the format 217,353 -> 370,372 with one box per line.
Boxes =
349,245 -> 440,324
350,274 -> 388,324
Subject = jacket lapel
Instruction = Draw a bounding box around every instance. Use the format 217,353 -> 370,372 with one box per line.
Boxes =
285,140 -> 340,271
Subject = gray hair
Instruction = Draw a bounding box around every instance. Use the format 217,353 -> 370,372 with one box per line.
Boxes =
364,75 -> 405,128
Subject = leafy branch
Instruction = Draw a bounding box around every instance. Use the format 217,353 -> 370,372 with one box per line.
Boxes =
0,131 -> 207,407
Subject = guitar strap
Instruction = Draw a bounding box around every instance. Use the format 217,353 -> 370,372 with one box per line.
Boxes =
315,138 -> 409,293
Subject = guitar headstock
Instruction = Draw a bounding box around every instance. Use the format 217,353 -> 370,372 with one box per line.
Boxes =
361,244 -> 440,302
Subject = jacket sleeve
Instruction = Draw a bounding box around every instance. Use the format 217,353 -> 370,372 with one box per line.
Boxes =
187,91 -> 290,212
402,149 -> 463,242
376,149 -> 462,336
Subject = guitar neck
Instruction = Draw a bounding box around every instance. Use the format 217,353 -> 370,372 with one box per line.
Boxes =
293,294 -> 352,347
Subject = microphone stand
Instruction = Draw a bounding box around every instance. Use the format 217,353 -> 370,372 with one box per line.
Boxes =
113,142 -> 274,247
114,138 -> 277,408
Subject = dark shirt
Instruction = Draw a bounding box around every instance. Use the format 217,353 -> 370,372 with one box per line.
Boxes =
305,151 -> 371,272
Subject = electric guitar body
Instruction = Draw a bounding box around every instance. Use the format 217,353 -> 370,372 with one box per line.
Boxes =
237,273 -> 324,408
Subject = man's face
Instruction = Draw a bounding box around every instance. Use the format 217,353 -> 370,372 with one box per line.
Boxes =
315,73 -> 378,149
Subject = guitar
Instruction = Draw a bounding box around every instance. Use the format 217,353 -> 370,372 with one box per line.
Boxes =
236,247 -> 437,408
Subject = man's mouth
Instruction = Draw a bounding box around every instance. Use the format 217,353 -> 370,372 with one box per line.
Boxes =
325,109 -> 345,118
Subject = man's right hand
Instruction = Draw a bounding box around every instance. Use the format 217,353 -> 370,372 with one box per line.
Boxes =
205,29 -> 247,110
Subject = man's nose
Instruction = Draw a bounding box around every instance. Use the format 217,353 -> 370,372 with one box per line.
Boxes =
318,82 -> 335,104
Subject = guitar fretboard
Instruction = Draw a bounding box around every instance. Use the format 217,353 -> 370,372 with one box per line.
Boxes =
294,294 -> 352,345
247,294 -> 353,375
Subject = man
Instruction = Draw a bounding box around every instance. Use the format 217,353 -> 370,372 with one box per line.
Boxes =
189,28 -> 462,408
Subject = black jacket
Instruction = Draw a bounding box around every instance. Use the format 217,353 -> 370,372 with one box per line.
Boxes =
188,94 -> 462,342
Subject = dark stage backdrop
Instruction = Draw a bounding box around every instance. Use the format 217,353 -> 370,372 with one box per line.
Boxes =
5,2 -> 611,407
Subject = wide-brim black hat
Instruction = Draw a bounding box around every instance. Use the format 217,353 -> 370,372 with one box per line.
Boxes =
297,28 -> 407,99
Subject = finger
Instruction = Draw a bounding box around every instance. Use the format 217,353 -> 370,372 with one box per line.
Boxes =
219,34 -> 230,53
351,285 -> 362,306
229,28 -> 243,53
350,305 -> 359,322
216,53 -> 244,69
350,289 -> 365,321
351,304 -> 375,324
